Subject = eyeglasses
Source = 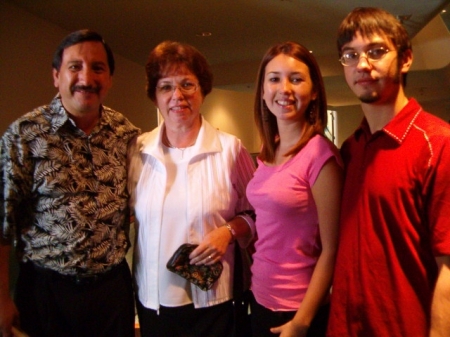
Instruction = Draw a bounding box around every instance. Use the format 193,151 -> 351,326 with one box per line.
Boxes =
156,82 -> 198,96
339,47 -> 392,66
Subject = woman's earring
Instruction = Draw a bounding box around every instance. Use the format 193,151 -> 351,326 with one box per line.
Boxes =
263,101 -> 270,122
308,101 -> 317,124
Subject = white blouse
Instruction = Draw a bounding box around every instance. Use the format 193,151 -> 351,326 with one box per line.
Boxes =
128,117 -> 255,310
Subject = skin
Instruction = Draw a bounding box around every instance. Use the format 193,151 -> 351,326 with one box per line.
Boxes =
261,54 -> 342,336
341,32 -> 412,133
53,41 -> 113,134
262,54 -> 317,166
263,55 -> 316,133
154,68 -> 204,148
152,67 -> 252,266
430,256 -> 450,337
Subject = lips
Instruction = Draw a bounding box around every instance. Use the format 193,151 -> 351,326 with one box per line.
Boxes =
276,99 -> 295,107
170,105 -> 189,112
355,77 -> 377,86
72,85 -> 99,94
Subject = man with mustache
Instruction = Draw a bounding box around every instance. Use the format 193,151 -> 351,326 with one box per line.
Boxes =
0,29 -> 139,337
326,7 -> 450,337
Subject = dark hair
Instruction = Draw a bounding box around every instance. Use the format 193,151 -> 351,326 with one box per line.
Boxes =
254,41 -> 327,163
52,29 -> 115,75
337,7 -> 411,85
145,41 -> 213,101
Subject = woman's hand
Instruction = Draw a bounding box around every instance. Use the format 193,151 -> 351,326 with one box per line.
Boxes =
270,320 -> 308,337
189,226 -> 232,265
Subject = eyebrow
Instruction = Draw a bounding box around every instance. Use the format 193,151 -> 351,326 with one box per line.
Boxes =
341,42 -> 388,52
66,60 -> 107,67
266,71 -> 302,75
158,76 -> 195,83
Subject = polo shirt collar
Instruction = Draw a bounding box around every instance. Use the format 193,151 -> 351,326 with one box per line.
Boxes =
354,98 -> 422,144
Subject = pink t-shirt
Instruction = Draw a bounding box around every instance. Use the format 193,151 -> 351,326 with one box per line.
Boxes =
247,134 -> 341,311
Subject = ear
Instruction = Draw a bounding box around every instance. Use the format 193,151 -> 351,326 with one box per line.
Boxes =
52,68 -> 60,88
105,74 -> 113,91
310,86 -> 318,101
400,49 -> 413,74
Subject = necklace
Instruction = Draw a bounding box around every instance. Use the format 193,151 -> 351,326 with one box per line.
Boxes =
163,128 -> 196,159
168,143 -> 190,158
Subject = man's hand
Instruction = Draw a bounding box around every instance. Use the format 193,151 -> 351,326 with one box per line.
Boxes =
0,295 -> 20,337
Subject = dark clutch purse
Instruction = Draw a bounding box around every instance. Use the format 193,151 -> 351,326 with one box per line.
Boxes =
166,243 -> 223,291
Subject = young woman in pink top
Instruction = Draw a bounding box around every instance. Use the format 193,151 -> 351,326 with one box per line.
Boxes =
246,41 -> 343,337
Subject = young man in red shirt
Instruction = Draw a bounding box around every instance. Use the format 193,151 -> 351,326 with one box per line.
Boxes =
328,7 -> 450,337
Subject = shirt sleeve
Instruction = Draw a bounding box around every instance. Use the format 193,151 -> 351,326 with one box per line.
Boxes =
0,122 -> 33,245
306,135 -> 342,187
428,135 -> 450,256
233,140 -> 256,238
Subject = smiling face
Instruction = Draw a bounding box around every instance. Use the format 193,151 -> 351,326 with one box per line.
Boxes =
341,31 -> 412,105
154,66 -> 204,130
53,41 -> 112,118
263,54 -> 316,124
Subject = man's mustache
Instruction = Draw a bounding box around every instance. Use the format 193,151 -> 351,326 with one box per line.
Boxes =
71,85 -> 100,94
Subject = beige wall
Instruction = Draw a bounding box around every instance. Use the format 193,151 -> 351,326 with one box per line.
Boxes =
3,1 -> 446,154
202,89 -> 258,153
334,106 -> 364,147
0,1 -> 155,135
0,2 -> 260,152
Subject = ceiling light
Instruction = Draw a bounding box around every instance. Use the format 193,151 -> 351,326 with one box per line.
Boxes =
396,14 -> 412,23
196,32 -> 212,37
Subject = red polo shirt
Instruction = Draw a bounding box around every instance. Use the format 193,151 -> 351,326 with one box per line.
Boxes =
327,99 -> 450,337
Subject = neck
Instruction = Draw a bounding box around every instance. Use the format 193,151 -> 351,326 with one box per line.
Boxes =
272,120 -> 305,165
277,119 -> 304,147
69,111 -> 101,135
361,91 -> 409,133
163,124 -> 200,149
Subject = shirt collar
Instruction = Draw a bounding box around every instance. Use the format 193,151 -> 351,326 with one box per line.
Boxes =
354,98 -> 422,144
140,116 -> 223,162
48,94 -> 107,134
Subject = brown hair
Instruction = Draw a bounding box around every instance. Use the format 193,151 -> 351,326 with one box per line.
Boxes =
145,41 -> 213,101
337,7 -> 412,85
53,29 -> 115,74
254,41 -> 327,163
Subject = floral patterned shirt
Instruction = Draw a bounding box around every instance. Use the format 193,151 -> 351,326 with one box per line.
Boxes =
0,95 -> 140,276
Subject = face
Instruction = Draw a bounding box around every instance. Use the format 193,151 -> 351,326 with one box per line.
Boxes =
263,54 -> 316,123
154,67 -> 204,129
53,41 -> 112,117
341,32 -> 412,104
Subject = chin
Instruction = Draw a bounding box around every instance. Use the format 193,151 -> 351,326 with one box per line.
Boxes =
358,93 -> 380,104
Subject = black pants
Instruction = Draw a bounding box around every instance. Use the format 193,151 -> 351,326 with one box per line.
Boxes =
15,261 -> 135,337
250,292 -> 329,337
136,298 -> 234,337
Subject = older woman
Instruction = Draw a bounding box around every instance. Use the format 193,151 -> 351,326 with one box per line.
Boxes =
128,41 -> 255,337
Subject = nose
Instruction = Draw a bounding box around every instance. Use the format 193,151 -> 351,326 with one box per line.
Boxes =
356,53 -> 372,70
78,67 -> 95,84
171,85 -> 184,99
280,79 -> 292,92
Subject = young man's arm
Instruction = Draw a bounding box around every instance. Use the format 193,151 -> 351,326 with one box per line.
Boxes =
430,255 -> 450,337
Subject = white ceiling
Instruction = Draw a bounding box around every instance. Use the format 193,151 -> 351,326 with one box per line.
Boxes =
7,0 -> 450,107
